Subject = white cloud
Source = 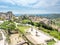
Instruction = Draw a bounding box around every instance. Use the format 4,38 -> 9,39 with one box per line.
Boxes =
29,0 -> 58,8
12,0 -> 38,6
0,5 -> 8,8
0,0 -> 15,4
12,0 -> 58,7
0,0 -> 59,8
0,0 -> 60,14
0,9 -> 60,14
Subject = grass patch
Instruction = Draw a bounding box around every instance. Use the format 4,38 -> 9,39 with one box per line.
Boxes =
56,23 -> 60,27
39,27 -> 60,40
22,19 -> 31,24
17,25 -> 30,33
47,39 -> 55,45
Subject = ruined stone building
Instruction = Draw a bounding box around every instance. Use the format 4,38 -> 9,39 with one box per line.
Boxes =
0,11 -> 14,20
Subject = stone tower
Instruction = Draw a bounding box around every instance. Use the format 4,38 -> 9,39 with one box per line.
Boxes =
7,11 -> 13,20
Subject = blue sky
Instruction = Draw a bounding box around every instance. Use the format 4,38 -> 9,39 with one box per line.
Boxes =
0,0 -> 60,14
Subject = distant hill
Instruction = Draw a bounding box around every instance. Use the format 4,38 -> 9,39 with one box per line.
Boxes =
15,14 -> 60,19
36,14 -> 60,19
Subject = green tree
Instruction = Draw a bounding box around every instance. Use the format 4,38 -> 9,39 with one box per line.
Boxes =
0,20 -> 16,34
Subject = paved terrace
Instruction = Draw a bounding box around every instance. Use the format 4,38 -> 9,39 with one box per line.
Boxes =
10,34 -> 25,45
26,28 -> 53,45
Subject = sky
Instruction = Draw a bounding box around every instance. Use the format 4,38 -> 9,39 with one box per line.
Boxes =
0,0 -> 60,14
